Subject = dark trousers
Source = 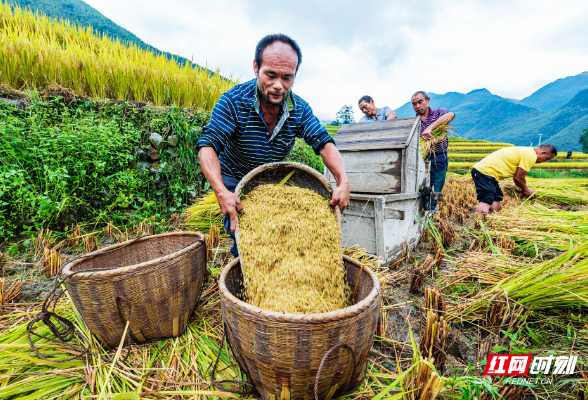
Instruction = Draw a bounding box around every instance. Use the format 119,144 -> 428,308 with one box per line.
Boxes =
429,167 -> 447,210
220,174 -> 240,257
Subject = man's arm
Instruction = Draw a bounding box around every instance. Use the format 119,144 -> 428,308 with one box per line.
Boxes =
199,147 -> 242,232
421,112 -> 455,140
513,167 -> 533,196
386,110 -> 397,120
319,143 -> 350,212
196,93 -> 242,232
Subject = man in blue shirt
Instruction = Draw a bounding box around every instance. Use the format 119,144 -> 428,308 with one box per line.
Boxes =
358,95 -> 397,122
197,34 -> 350,256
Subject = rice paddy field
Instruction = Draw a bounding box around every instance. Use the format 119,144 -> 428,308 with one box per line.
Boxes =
0,2 -> 235,110
446,137 -> 588,174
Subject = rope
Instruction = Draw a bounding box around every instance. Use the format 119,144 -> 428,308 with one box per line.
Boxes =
314,342 -> 368,400
26,234 -> 200,364
210,327 -> 256,395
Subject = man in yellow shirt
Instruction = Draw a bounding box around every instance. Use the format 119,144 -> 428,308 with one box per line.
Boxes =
471,145 -> 557,215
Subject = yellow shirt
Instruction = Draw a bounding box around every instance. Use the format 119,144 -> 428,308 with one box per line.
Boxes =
473,147 -> 537,182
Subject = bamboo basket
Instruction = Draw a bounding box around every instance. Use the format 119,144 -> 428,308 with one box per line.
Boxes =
234,162 -> 342,252
61,232 -> 207,348
218,255 -> 381,400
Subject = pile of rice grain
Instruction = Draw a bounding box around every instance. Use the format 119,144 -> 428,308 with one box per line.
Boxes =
238,184 -> 349,314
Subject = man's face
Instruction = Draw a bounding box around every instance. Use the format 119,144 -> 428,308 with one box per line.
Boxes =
536,152 -> 555,164
254,42 -> 298,106
411,94 -> 430,115
359,100 -> 377,117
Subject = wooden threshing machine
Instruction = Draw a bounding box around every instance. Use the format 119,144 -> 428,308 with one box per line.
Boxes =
325,117 -> 442,265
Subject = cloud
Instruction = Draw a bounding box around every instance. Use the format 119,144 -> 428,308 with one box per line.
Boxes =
84,0 -> 588,120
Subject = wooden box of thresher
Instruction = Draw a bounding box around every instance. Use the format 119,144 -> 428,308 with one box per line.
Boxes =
325,117 -> 434,265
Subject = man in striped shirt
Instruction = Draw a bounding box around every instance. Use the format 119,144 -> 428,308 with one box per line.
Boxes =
411,91 -> 455,210
197,34 -> 350,257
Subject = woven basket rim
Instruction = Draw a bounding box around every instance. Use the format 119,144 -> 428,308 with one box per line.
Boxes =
61,231 -> 205,279
234,161 -> 334,198
218,254 -> 380,323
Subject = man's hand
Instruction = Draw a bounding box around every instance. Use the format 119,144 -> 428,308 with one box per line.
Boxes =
421,127 -> 433,140
330,181 -> 350,213
217,189 -> 243,232
523,187 -> 534,197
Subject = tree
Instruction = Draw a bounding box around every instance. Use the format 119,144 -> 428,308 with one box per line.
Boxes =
335,105 -> 355,125
580,127 -> 588,153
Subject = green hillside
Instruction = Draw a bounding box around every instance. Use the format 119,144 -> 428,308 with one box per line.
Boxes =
469,89 -> 588,152
5,0 -> 210,74
520,71 -> 588,111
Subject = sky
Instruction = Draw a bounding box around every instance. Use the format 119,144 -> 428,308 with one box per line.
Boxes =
84,0 -> 588,122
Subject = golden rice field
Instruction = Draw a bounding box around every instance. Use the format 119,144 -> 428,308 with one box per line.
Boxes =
448,161 -> 588,170
447,145 -> 514,152
448,142 -> 514,147
0,2 -> 236,110
449,152 -> 588,160
446,138 -> 588,171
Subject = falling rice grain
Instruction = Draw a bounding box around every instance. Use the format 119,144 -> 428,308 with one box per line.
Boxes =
238,184 -> 349,314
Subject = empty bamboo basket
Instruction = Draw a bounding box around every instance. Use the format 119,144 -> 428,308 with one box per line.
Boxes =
61,232 -> 207,348
218,255 -> 381,400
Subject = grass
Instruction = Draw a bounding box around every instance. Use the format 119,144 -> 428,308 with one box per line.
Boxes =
527,169 -> 588,179
0,2 -> 235,110
0,96 -> 210,239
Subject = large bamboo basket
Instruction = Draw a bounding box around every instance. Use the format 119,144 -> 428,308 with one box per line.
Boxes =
61,232 -> 207,348
218,255 -> 381,400
233,162 -> 342,253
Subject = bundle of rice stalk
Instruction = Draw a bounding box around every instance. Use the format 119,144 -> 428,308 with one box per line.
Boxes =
372,328 -> 446,400
0,301 -> 245,398
441,251 -> 525,289
449,242 -> 588,320
204,225 -> 220,260
501,181 -> 588,205
419,123 -> 456,159
69,224 -> 82,246
238,184 -> 349,314
484,292 -> 529,335
83,235 -> 98,253
420,288 -> 449,372
34,229 -> 52,257
0,277 -> 23,305
42,248 -> 61,277
486,204 -> 588,240
184,191 -> 226,235
343,244 -> 381,271
103,222 -> 114,237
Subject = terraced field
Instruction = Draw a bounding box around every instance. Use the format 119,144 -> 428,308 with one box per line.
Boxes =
447,138 -> 588,172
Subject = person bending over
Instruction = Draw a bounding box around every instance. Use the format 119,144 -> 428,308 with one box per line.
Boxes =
358,95 -> 397,122
471,144 -> 557,215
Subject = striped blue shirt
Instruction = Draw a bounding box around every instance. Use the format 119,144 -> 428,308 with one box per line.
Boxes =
196,78 -> 334,179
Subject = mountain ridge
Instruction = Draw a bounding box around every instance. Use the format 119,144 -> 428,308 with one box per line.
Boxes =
394,71 -> 588,151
